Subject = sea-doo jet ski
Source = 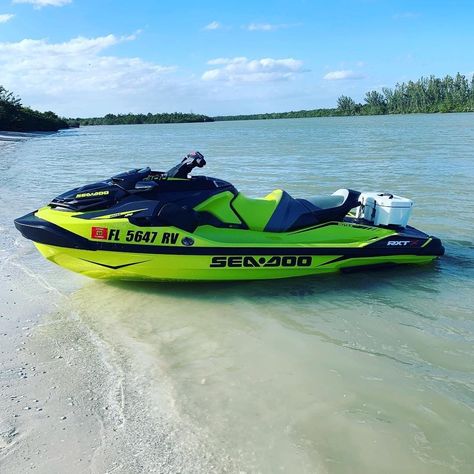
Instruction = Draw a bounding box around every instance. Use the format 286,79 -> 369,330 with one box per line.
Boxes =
14,151 -> 444,281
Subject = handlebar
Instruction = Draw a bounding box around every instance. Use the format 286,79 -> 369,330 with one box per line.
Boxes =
166,151 -> 206,178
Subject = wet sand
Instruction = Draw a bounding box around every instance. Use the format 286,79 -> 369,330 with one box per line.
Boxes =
0,264 -> 234,474
0,259 -> 105,472
0,258 -> 234,473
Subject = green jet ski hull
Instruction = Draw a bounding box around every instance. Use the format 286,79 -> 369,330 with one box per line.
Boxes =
16,208 -> 443,281
14,152 -> 444,281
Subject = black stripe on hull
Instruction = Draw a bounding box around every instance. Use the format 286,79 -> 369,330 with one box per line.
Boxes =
14,212 -> 445,258
79,259 -> 150,270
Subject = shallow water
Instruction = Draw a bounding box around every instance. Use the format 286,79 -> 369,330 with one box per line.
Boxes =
1,115 -> 474,473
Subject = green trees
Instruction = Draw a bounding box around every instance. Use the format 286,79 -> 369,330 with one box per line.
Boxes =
214,108 -> 337,121
0,86 -> 22,130
0,85 -> 68,132
3,73 -> 473,131
0,86 -> 21,108
364,90 -> 387,115
335,73 -> 474,116
216,73 -> 474,122
76,112 -> 214,126
0,85 -> 212,131
337,95 -> 358,115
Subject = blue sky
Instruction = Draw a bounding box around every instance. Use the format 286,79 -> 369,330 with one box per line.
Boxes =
0,0 -> 473,116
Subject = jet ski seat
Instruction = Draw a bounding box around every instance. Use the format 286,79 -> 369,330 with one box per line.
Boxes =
305,193 -> 347,209
263,188 -> 361,232
230,188 -> 360,232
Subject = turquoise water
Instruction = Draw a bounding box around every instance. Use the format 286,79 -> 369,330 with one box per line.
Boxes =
1,114 -> 474,472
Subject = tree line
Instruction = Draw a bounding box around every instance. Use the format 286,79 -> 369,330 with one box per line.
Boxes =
215,73 -> 474,121
0,86 -> 69,132
337,73 -> 474,115
0,85 -> 213,132
2,73 -> 474,132
73,112 -> 214,126
214,108 -> 337,121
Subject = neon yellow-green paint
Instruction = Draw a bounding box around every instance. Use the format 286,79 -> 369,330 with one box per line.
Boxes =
194,191 -> 241,224
34,242 -> 436,281
232,190 -> 283,231
31,203 -> 438,282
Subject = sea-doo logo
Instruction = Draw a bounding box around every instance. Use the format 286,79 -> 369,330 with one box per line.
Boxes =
210,255 -> 312,268
386,240 -> 411,246
76,190 -> 110,199
91,226 -> 108,240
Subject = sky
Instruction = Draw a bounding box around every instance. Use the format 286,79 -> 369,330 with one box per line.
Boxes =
0,0 -> 473,117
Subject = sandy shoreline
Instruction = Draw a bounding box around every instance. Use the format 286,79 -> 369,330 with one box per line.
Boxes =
0,256 -> 233,473
0,257 -> 108,472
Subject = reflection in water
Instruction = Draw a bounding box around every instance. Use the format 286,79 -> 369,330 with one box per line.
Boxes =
67,257 -> 474,473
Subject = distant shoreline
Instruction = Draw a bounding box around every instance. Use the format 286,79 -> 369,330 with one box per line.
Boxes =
213,108 -> 474,122
73,109 -> 474,127
71,73 -> 474,126
3,109 -> 474,134
3,72 -> 473,132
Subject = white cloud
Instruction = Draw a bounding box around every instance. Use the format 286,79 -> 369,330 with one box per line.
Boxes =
393,12 -> 419,20
203,21 -> 222,30
246,23 -> 279,31
0,34 -> 178,115
244,23 -> 295,31
202,57 -> 305,83
13,0 -> 71,7
0,13 -> 14,23
0,33 -> 320,116
0,34 -> 148,60
323,70 -> 365,80
206,57 -> 245,66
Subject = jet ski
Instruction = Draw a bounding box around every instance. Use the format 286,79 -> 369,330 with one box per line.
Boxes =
14,151 -> 444,281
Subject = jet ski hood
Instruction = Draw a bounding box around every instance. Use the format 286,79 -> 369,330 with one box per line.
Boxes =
49,152 -> 235,212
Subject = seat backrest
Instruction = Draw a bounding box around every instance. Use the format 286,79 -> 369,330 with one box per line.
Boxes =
305,194 -> 345,209
305,189 -> 350,209
232,190 -> 283,231
193,191 -> 242,224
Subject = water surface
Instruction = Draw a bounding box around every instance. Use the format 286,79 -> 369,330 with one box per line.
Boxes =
1,114 -> 473,473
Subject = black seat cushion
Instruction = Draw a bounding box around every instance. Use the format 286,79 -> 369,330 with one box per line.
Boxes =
264,189 -> 361,232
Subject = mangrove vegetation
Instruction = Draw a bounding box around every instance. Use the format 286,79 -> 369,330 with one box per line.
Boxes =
0,86 -> 69,132
73,112 -> 214,126
337,73 -> 474,116
215,73 -> 474,121
2,73 -> 474,132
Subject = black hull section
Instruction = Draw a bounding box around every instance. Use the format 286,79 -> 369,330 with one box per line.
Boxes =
15,212 -> 94,250
14,212 -> 445,258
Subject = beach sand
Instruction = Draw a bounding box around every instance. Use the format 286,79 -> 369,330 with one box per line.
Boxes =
0,257 -> 107,472
0,256 -> 234,473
